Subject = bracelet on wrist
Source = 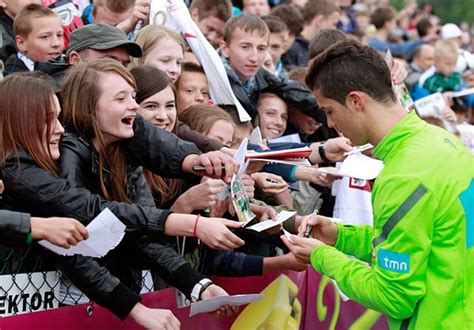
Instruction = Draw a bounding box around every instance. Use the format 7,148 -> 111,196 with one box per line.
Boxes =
26,232 -> 33,246
199,280 -> 214,300
193,215 -> 200,238
191,278 -> 214,302
318,142 -> 330,163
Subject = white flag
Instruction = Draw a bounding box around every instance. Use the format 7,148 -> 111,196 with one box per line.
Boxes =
150,0 -> 251,122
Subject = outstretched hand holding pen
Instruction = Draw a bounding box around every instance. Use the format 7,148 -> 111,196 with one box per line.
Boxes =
281,212 -> 339,264
296,212 -> 339,247
303,198 -> 324,238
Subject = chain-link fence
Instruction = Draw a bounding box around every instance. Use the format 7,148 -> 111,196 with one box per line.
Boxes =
0,245 -> 155,317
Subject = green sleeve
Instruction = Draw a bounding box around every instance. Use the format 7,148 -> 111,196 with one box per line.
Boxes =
310,179 -> 433,320
334,222 -> 373,262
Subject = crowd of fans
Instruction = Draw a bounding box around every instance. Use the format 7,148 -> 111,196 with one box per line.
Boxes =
0,0 -> 473,328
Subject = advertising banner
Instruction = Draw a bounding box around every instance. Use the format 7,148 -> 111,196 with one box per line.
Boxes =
1,268 -> 387,329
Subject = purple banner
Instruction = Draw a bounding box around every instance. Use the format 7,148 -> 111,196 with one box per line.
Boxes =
1,268 -> 388,329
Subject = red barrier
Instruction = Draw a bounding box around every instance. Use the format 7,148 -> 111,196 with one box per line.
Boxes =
0,268 -> 388,329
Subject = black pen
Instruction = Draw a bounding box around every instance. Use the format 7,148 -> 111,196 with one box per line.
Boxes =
265,178 -> 280,184
193,165 -> 226,172
304,198 -> 324,238
287,185 -> 300,192
266,178 -> 300,192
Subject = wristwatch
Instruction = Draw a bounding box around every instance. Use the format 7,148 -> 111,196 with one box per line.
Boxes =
318,142 -> 330,163
191,278 -> 214,302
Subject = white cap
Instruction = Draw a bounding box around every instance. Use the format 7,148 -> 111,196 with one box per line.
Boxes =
440,23 -> 462,39
351,3 -> 368,12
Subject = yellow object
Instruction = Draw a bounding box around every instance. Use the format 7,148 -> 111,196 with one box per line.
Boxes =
231,275 -> 301,330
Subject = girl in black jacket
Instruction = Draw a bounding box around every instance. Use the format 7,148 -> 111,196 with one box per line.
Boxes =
59,59 -> 248,318
0,71 -> 237,327
0,72 -> 182,328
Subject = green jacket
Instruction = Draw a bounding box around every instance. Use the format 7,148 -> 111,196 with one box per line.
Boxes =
422,71 -> 462,93
311,111 -> 474,329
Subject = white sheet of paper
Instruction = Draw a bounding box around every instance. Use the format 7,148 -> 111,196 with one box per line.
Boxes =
38,208 -> 126,257
320,153 -> 383,180
189,294 -> 263,317
217,139 -> 249,200
282,228 -> 295,243
249,127 -> 263,144
235,138 -> 248,172
414,93 -> 458,133
150,0 -> 251,122
414,92 -> 446,117
452,88 -> 474,98
269,134 -> 302,144
457,123 -> 474,141
246,211 -> 296,232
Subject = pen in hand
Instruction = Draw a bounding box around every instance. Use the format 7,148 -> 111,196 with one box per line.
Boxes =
304,198 -> 324,238
265,178 -> 300,192
193,165 -> 226,172
265,178 -> 280,184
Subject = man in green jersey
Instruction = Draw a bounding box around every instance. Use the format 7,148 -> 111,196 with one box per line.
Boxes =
283,39 -> 474,329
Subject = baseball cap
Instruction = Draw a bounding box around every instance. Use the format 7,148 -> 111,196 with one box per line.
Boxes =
440,23 -> 462,40
66,24 -> 143,58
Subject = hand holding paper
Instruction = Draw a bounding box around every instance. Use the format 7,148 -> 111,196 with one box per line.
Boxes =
281,233 -> 325,264
319,153 -> 384,180
38,208 -> 125,258
247,211 -> 296,232
189,294 -> 263,317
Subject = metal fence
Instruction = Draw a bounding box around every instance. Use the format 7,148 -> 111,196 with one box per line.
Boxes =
0,245 -> 155,317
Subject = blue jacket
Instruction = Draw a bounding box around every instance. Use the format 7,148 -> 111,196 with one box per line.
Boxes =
368,37 -> 423,59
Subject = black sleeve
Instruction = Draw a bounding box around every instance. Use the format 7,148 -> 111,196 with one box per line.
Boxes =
200,249 -> 263,277
125,116 -> 202,178
2,156 -> 169,239
0,210 -> 31,248
261,71 -> 327,125
175,120 -> 224,152
139,242 -> 205,298
55,254 -> 141,320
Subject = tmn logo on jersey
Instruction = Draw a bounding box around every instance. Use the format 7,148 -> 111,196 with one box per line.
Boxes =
377,248 -> 410,273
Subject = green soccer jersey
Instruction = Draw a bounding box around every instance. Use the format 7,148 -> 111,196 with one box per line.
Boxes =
423,71 -> 462,93
311,111 -> 474,329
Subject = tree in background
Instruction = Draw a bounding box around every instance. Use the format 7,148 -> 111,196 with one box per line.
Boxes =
392,0 -> 473,26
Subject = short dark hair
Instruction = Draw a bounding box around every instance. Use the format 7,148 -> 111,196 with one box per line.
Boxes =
306,39 -> 396,105
189,0 -> 233,22
93,0 -> 134,14
370,7 -> 396,30
302,0 -> 339,24
223,13 -> 269,44
270,4 -> 304,37
175,62 -> 207,88
14,4 -> 58,38
181,61 -> 205,75
288,67 -> 308,87
416,17 -> 433,38
130,65 -> 174,105
309,29 -> 347,59
261,15 -> 288,35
